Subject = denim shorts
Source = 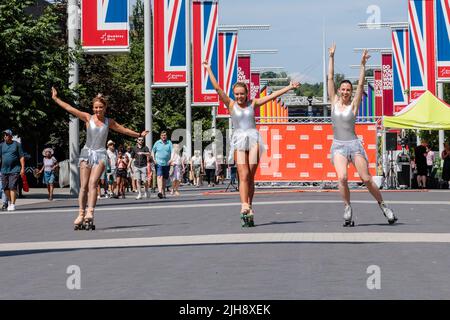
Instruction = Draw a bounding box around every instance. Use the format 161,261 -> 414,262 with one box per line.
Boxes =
156,164 -> 170,179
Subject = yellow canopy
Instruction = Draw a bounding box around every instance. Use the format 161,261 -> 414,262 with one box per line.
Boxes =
383,90 -> 450,130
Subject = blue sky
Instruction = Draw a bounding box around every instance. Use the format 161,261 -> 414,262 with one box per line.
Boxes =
133,0 -> 407,83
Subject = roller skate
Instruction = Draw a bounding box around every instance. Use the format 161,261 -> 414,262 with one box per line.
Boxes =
379,202 -> 398,225
246,205 -> 255,227
240,204 -> 251,228
74,209 -> 86,231
83,207 -> 96,231
343,204 -> 355,227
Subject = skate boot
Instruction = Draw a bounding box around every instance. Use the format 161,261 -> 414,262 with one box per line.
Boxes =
74,209 -> 86,231
246,205 -> 255,227
240,204 -> 251,227
379,202 -> 398,225
83,207 -> 96,231
343,204 -> 355,227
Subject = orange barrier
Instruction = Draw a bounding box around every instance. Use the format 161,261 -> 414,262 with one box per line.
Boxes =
255,123 -> 378,182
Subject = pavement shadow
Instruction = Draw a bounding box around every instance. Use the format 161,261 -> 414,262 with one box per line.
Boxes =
16,197 -> 220,212
98,222 -> 189,231
354,222 -> 406,227
255,220 -> 303,227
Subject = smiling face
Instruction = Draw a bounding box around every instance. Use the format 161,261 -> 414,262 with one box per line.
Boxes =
92,101 -> 106,118
233,83 -> 248,105
339,82 -> 353,103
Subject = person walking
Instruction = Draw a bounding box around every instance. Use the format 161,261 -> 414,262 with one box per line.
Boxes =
152,131 -> 173,199
426,145 -> 435,178
116,148 -> 129,198
169,144 -> 185,196
204,150 -> 217,187
190,150 -> 203,187
131,137 -> 151,200
0,129 -> 25,211
106,140 -> 118,198
38,147 -> 58,201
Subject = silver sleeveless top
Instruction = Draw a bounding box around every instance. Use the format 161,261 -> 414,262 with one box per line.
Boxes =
231,102 -> 256,131
79,116 -> 109,165
331,103 -> 357,141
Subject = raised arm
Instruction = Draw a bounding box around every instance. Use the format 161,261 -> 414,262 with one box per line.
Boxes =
254,81 -> 300,108
352,49 -> 370,114
203,60 -> 233,108
51,87 -> 90,123
328,43 -> 336,104
108,119 -> 149,138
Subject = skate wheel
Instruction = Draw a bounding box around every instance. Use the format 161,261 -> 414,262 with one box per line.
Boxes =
91,225 -> 96,230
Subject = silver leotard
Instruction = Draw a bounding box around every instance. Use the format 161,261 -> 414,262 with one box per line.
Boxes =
231,102 -> 257,130
79,116 -> 109,166
331,103 -> 357,141
330,103 -> 368,164
229,102 -> 265,161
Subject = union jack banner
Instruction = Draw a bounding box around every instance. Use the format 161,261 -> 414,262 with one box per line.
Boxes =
192,0 -> 219,105
217,30 -> 238,117
153,0 -> 187,86
392,28 -> 409,112
408,0 -> 436,99
436,0 -> 450,80
81,0 -> 130,52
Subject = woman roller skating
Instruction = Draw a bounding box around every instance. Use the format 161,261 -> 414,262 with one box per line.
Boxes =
52,87 -> 148,230
203,61 -> 299,227
327,44 -> 398,226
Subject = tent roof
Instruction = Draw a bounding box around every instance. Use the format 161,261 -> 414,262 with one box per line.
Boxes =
383,91 -> 450,130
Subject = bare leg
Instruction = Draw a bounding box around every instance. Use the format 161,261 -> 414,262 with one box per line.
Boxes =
353,155 -> 383,203
236,150 -> 250,211
87,162 -> 106,210
79,161 -> 91,210
49,184 -> 54,200
247,144 -> 260,206
333,153 -> 351,206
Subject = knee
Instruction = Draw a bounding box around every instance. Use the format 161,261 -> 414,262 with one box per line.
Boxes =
88,180 -> 98,191
239,172 -> 250,183
80,185 -> 88,195
338,176 -> 348,185
361,176 -> 372,185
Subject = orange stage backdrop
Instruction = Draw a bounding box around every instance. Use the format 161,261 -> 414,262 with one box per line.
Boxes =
255,123 -> 377,182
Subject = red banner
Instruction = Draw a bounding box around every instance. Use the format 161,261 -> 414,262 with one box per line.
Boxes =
217,30 -> 238,117
251,71 -> 261,117
81,0 -> 130,53
255,124 -> 377,182
382,53 -> 394,116
374,69 -> 383,117
192,0 -> 219,105
153,0 -> 187,86
237,55 -> 251,101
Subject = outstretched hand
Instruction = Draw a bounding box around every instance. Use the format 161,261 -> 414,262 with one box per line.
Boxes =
140,130 -> 150,137
329,43 -> 336,57
361,49 -> 371,65
202,60 -> 210,68
290,81 -> 300,89
51,87 -> 58,100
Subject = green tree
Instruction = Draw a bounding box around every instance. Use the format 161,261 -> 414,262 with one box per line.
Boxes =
0,0 -> 71,156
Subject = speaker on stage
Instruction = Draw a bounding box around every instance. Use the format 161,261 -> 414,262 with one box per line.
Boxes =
386,132 -> 398,151
397,163 -> 410,188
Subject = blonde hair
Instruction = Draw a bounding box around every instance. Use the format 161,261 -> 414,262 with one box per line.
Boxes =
92,93 -> 107,107
232,82 -> 249,96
